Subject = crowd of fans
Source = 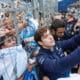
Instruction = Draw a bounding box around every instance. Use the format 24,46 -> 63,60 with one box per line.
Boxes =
0,0 -> 80,80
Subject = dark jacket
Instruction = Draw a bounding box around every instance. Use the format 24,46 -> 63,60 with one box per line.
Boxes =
65,18 -> 77,39
0,76 -> 3,80
36,34 -> 80,80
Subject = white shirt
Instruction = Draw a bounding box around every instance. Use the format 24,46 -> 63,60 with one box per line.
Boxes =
0,45 -> 27,80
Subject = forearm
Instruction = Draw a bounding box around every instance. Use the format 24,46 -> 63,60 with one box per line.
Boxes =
37,47 -> 80,74
59,47 -> 80,72
59,33 -> 80,51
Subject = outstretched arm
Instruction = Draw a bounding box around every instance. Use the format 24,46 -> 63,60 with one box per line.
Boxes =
57,33 -> 80,51
37,47 -> 80,74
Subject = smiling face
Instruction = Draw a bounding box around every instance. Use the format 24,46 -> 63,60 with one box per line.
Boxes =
38,29 -> 55,49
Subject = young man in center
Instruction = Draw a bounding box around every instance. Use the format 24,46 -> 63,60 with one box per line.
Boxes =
34,27 -> 80,80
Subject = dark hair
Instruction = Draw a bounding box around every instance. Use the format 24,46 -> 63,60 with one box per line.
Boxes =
34,27 -> 48,44
0,35 -> 16,49
21,40 -> 25,47
0,36 -> 6,49
50,19 -> 65,31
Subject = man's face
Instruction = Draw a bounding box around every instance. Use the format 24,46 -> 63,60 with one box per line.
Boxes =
55,27 -> 65,38
38,29 -> 55,49
55,28 -> 65,38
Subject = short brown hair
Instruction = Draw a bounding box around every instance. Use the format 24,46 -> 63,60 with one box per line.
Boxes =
34,27 -> 48,44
